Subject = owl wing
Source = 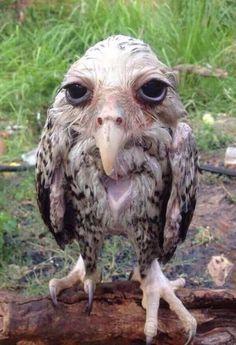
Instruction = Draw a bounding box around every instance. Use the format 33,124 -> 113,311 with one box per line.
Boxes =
36,122 -> 77,249
162,122 -> 198,262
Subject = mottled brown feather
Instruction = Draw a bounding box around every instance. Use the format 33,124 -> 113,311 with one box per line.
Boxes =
35,35 -> 198,277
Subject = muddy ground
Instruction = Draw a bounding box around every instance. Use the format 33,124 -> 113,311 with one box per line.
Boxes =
165,174 -> 236,288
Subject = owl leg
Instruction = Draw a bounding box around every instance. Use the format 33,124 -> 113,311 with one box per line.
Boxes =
133,260 -> 197,345
80,234 -> 104,315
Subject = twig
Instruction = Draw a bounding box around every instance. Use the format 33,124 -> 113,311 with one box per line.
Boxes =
0,164 -> 34,172
199,163 -> 236,177
173,64 -> 228,78
221,183 -> 236,203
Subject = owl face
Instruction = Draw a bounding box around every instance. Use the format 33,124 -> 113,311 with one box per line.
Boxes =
50,35 -> 186,176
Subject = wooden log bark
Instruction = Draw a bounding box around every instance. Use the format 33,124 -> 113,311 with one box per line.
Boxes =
0,282 -> 235,345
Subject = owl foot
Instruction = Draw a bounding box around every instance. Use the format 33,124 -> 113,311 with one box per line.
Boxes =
49,255 -> 101,315
49,255 -> 86,306
139,260 -> 197,345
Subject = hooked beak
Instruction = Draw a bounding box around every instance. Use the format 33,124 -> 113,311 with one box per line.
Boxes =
94,120 -> 124,176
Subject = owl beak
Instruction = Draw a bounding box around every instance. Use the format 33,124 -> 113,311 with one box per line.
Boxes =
94,120 -> 124,176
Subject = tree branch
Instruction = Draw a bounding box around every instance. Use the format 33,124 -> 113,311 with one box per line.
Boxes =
0,282 -> 235,344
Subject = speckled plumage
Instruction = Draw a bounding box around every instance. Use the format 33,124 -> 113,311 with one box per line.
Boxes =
36,35 -> 198,280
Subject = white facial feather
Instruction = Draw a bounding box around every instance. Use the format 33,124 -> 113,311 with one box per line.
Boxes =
64,35 -> 170,89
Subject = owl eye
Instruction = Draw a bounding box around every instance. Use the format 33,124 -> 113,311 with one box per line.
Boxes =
138,79 -> 167,104
65,83 -> 91,105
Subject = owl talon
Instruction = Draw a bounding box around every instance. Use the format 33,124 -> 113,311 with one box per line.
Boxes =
84,278 -> 95,315
85,285 -> 94,315
128,267 -> 141,282
49,280 -> 59,306
50,288 -> 58,306
184,321 -> 197,345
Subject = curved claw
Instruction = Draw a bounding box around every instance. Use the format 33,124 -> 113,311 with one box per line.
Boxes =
49,283 -> 59,307
128,267 -> 141,282
184,322 -> 197,345
85,280 -> 94,315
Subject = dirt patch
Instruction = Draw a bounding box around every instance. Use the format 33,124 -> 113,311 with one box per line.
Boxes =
165,175 -> 236,289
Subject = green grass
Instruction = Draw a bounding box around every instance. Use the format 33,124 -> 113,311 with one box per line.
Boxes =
0,0 -> 235,158
0,0 -> 236,295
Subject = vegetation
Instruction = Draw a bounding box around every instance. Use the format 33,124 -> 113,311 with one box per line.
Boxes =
0,0 -> 235,294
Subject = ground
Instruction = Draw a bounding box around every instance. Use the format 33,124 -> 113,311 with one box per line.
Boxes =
0,150 -> 235,295
167,173 -> 236,289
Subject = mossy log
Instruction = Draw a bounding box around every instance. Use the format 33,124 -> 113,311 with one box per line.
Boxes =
0,281 -> 235,345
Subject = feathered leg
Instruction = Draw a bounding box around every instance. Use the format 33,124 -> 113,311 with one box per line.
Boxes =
132,260 -> 196,345
79,232 -> 103,314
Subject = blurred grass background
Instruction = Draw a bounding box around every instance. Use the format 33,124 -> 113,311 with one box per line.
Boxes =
0,0 -> 235,294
